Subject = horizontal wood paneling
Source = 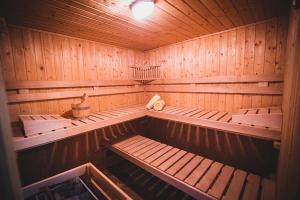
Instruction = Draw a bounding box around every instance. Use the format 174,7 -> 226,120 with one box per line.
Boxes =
0,25 -> 145,122
1,0 -> 289,50
144,17 -> 288,112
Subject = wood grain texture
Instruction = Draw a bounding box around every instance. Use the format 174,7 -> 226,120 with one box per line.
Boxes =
277,7 -> 300,200
144,17 -> 288,112
1,0 -> 289,50
0,26 -> 145,122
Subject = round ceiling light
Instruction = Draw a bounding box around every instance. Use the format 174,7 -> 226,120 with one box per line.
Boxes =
131,0 -> 155,21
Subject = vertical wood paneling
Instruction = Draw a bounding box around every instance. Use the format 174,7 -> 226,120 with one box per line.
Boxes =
1,26 -> 145,122
144,18 -> 288,112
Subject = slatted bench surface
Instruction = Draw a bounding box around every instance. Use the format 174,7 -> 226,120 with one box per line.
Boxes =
231,107 -> 282,129
110,135 -> 275,200
13,105 -> 146,151
146,106 -> 281,141
19,114 -> 72,137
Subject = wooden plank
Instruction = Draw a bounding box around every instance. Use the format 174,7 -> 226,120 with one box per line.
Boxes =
144,146 -> 173,163
14,108 -> 145,151
132,141 -> 161,157
185,159 -> 213,186
208,165 -> 234,199
151,148 -> 180,167
7,87 -> 144,103
209,112 -> 228,121
242,174 -> 260,200
115,136 -> 144,149
123,138 -> 151,151
109,143 -> 214,200
218,113 -> 232,122
199,111 -> 219,119
196,162 -> 223,192
222,170 -> 247,200
166,153 -> 194,176
144,84 -> 283,95
127,139 -> 155,154
150,75 -> 283,85
5,80 -> 138,89
158,150 -> 187,171
191,110 -> 210,118
182,109 -> 203,117
175,108 -> 199,116
147,109 -> 281,141
175,155 -> 203,181
0,38 -> 23,199
261,179 -> 275,200
231,107 -> 282,129
138,143 -> 167,160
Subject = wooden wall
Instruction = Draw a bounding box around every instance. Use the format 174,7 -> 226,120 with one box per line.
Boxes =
144,17 -> 288,112
277,8 -> 300,200
0,25 -> 145,123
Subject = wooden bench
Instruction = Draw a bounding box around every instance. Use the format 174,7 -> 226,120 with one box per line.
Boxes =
13,105 -> 282,151
13,105 -> 146,151
110,135 -> 275,200
146,106 -> 281,141
232,107 -> 282,129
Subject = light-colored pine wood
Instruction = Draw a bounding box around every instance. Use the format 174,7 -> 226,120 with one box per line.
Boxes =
0,19 -> 23,198
111,135 -> 273,200
147,106 -> 281,141
13,105 -> 145,151
277,7 -> 300,200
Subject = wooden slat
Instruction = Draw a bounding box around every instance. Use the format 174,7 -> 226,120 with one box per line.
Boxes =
185,159 -> 213,186
113,135 -> 142,148
127,139 -> 156,154
242,174 -> 260,200
147,109 -> 281,141
182,109 -> 203,117
222,170 -> 247,200
138,143 -> 167,160
123,138 -> 150,151
5,80 -> 138,89
175,155 -> 203,181
110,135 -> 270,200
209,112 -> 228,121
14,107 -> 145,151
195,162 -> 223,192
199,111 -> 219,119
132,141 -> 161,157
7,87 -> 144,103
151,148 -> 180,167
208,166 -> 234,199
144,146 -> 173,163
116,136 -> 145,149
145,84 -> 283,95
261,179 -> 275,200
150,74 -> 283,85
191,110 -> 210,118
158,150 -> 187,171
166,153 -> 194,176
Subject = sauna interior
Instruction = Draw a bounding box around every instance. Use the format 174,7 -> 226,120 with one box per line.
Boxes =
1,0 -> 300,200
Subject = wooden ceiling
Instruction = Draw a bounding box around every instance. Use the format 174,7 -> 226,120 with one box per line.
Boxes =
1,0 -> 289,51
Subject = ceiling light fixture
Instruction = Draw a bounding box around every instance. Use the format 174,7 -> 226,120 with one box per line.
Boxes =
130,0 -> 155,21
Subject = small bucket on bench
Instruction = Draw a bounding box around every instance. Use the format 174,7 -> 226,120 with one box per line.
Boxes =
71,93 -> 90,118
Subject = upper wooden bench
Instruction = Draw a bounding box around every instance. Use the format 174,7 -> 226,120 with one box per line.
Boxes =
110,135 -> 275,200
147,106 -> 281,141
13,105 -> 282,151
13,105 -> 146,151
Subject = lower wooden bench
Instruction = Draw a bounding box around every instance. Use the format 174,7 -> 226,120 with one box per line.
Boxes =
109,135 -> 275,200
